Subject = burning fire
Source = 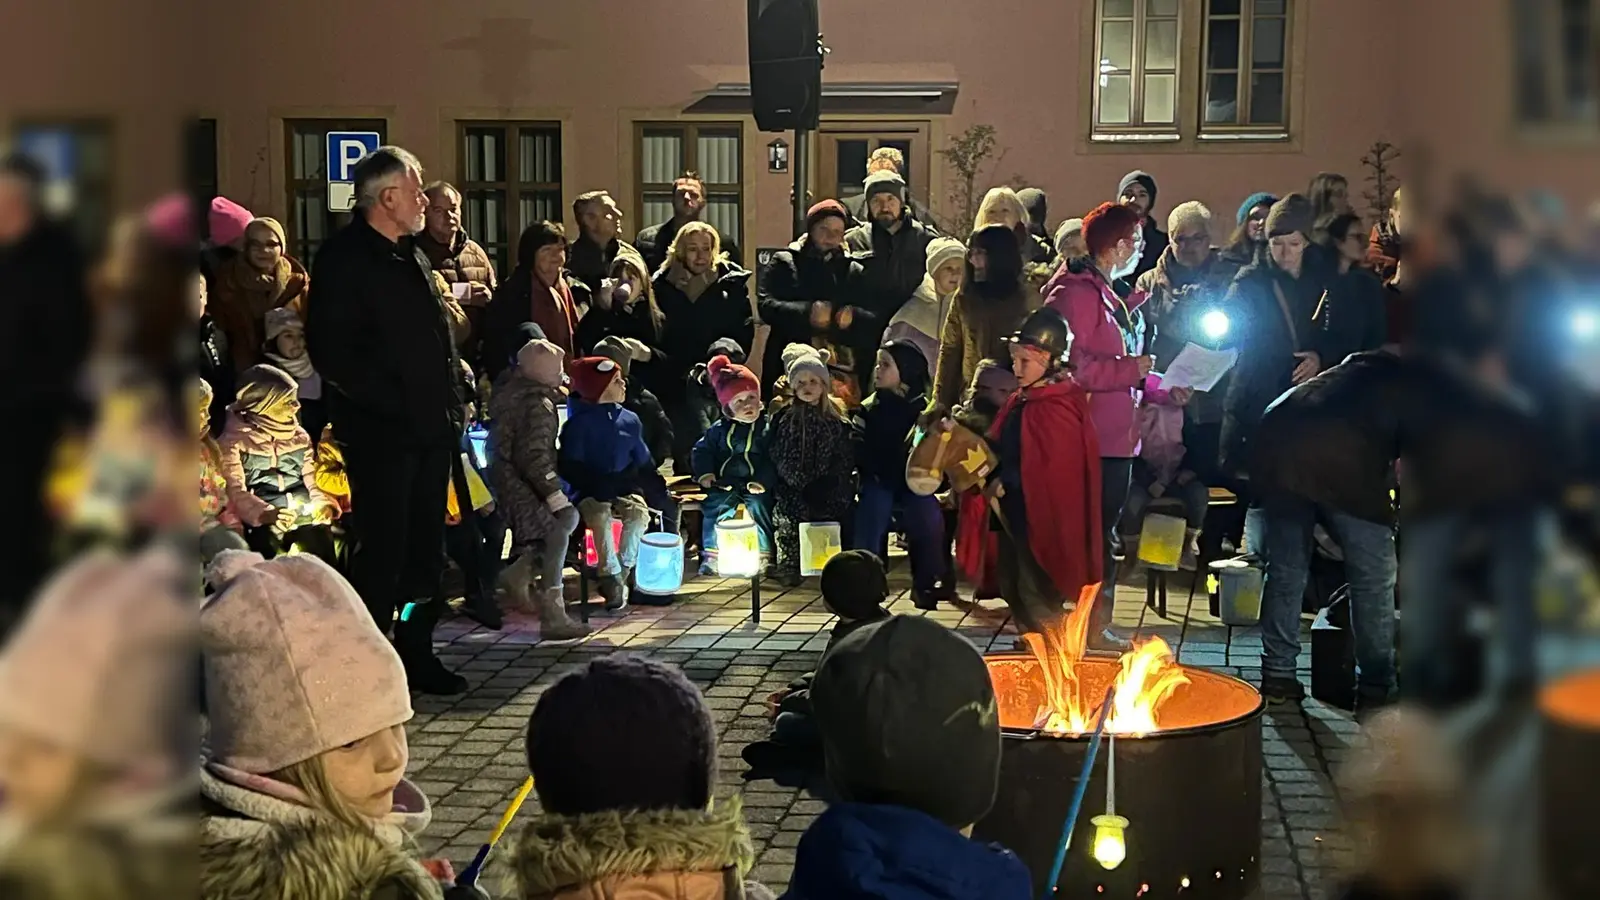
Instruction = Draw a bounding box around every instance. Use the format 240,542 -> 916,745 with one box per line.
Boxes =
1021,587 -> 1189,735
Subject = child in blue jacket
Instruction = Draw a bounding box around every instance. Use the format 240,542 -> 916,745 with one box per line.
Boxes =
559,356 -> 653,611
691,354 -> 774,575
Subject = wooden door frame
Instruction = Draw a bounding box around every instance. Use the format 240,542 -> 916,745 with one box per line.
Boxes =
812,121 -> 932,207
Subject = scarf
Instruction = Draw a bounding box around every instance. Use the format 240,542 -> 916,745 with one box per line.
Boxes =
265,349 -> 316,380
225,254 -> 292,322
229,370 -> 302,442
665,258 -> 717,302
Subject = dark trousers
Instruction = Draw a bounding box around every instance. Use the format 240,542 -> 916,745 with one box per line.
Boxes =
1097,457 -> 1135,631
0,431 -> 56,634
853,480 -> 950,593
997,526 -> 1069,635
342,438 -> 453,638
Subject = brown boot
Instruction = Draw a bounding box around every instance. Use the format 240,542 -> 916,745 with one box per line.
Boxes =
537,588 -> 590,641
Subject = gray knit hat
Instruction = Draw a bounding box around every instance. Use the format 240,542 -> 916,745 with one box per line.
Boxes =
1265,193 -> 1315,238
863,170 -> 907,203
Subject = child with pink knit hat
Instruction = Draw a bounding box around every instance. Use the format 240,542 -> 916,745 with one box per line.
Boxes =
200,551 -> 452,898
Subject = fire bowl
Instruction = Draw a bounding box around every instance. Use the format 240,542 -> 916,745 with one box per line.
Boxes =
973,653 -> 1266,899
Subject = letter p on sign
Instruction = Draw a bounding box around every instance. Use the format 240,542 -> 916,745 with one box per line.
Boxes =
325,131 -> 382,212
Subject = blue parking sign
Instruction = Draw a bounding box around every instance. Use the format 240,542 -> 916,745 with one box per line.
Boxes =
326,131 -> 381,212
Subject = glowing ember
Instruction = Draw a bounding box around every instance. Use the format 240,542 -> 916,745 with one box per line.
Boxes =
1021,586 -> 1189,735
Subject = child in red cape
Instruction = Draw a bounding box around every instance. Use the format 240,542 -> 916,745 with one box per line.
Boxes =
969,307 -> 1104,637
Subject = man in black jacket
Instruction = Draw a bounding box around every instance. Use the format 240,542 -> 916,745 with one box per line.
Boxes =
634,171 -> 741,272
306,145 -> 468,695
758,200 -> 872,398
567,190 -> 634,297
843,172 -> 934,348
0,153 -> 90,632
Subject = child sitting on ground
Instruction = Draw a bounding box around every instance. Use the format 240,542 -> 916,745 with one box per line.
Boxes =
852,340 -> 954,610
559,356 -> 653,612
261,307 -> 325,444
768,344 -> 856,587
741,550 -> 892,775
200,551 -> 454,898
218,364 -> 337,556
691,353 -> 774,575
786,615 -> 1033,899
511,655 -> 776,900
488,338 -> 590,641
1121,374 -> 1206,571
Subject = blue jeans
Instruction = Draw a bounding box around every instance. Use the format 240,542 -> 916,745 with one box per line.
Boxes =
1259,496 -> 1397,700
1400,509 -> 1541,702
700,488 -> 773,561
852,480 -> 950,593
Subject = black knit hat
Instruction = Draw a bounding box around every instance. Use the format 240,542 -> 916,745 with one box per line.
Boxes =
819,550 -> 890,622
811,616 -> 1002,828
1265,193 -> 1315,239
526,656 -> 716,816
1117,169 -> 1158,208
880,339 -> 930,399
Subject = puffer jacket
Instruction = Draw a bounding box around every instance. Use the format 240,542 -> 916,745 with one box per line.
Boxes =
1135,245 -> 1237,425
769,400 -> 856,512
691,414 -> 773,489
488,371 -> 567,552
200,765 -> 444,900
217,418 -> 332,529
757,237 -> 871,393
211,253 -> 311,373
415,229 -> 497,291
506,800 -> 774,900
558,399 -> 653,502
654,261 -> 756,409
1043,258 -> 1150,457
844,215 -> 937,321
929,279 -> 1041,412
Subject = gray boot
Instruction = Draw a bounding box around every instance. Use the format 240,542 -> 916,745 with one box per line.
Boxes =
537,588 -> 590,641
598,574 -> 628,612
499,554 -> 537,614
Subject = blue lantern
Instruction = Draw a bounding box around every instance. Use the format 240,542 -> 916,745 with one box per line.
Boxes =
634,532 -> 685,596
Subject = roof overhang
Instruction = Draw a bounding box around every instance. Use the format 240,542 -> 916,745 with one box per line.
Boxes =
685,80 -> 960,116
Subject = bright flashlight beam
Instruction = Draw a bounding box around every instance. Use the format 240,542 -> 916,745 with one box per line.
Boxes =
1201,310 -> 1230,341
1573,309 -> 1599,340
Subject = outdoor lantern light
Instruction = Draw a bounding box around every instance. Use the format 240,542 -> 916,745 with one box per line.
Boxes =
1090,815 -> 1128,870
634,531 -> 685,597
798,521 -> 842,576
1200,309 -> 1230,341
583,520 -> 624,568
466,425 -> 490,470
715,510 -> 762,579
1136,512 -> 1186,570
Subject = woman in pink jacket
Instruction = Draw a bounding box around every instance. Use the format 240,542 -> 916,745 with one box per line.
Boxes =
1043,201 -> 1190,651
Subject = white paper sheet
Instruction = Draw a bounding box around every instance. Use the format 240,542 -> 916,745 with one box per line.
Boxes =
451,282 -> 472,300
1156,342 -> 1239,392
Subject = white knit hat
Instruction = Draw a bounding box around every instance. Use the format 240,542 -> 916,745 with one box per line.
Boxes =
924,237 -> 966,279
0,548 -> 194,773
781,342 -> 831,385
201,551 -> 412,774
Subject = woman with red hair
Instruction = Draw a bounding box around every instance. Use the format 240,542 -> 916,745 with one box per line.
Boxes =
1042,202 -> 1189,651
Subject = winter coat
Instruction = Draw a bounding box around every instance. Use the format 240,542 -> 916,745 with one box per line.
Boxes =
1219,256 -> 1331,475
757,237 -> 873,392
566,235 -> 635,298
306,217 -> 464,450
199,765 -> 444,900
636,219 -> 744,272
845,215 -> 937,323
507,801 -> 774,900
624,383 -> 676,468
781,803 -> 1033,900
200,439 -> 239,532
0,793 -> 197,900
1138,375 -> 1187,484
884,275 -> 955,371
217,417 -> 330,529
654,261 -> 756,408
692,414 -> 773,489
573,288 -> 672,402
313,424 -> 351,512
1320,266 -> 1390,367
1043,258 -> 1150,457
211,253 -> 311,373
558,399 -> 653,502
483,271 -> 583,381
851,389 -> 923,488
930,279 -> 1041,412
1135,246 -> 1237,425
415,229 -> 497,361
1130,217 -> 1170,283
200,315 -> 235,435
489,372 -> 568,551
769,401 -> 856,514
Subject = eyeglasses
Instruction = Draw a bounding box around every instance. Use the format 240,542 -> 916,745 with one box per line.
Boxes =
1247,212 -> 1269,224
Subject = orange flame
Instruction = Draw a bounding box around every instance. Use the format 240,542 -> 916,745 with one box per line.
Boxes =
1021,585 -> 1189,735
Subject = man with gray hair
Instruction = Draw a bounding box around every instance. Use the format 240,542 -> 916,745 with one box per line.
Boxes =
305,145 -> 468,695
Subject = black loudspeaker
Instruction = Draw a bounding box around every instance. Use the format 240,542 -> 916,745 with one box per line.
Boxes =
747,0 -> 822,132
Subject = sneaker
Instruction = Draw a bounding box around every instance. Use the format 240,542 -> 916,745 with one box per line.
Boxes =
698,560 -> 717,577
1260,675 -> 1306,705
1085,627 -> 1132,655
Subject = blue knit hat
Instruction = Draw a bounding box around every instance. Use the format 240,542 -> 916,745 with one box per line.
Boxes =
1236,192 -> 1278,225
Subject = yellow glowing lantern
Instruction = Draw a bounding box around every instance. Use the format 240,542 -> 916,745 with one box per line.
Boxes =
798,521 -> 842,576
715,508 -> 763,579
1090,814 -> 1128,870
1136,512 -> 1186,570
1211,557 -> 1263,626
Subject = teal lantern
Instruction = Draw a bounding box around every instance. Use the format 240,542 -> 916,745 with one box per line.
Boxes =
634,532 -> 685,597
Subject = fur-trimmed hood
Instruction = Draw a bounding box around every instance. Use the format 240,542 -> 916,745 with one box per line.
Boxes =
199,765 -> 442,900
505,799 -> 775,900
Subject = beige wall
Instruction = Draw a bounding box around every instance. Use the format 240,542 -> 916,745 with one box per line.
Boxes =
5,0 -> 1596,245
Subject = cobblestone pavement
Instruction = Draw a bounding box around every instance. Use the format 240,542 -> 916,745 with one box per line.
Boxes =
410,562 -> 1354,900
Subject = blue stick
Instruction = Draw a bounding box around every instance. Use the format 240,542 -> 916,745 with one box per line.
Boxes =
1039,683 -> 1118,900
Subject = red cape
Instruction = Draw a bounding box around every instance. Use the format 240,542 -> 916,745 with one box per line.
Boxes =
976,377 -> 1103,602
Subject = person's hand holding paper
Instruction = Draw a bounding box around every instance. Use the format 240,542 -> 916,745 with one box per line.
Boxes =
1156,342 -> 1239,392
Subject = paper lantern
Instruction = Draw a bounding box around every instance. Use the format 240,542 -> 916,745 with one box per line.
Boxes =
466,425 -> 490,470
1090,814 -> 1129,870
1210,558 -> 1263,626
799,521 -> 842,576
583,519 -> 624,568
634,532 -> 685,596
716,515 -> 763,578
1136,513 -> 1186,570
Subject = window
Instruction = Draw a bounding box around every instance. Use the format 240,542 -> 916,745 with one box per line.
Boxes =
284,118 -> 386,265
1093,0 -> 1182,133
1201,0 -> 1288,130
1089,0 -> 1295,142
187,118 -> 219,218
817,123 -> 931,208
634,123 -> 744,259
457,122 -> 562,277
8,119 -> 114,251
1515,0 -> 1598,128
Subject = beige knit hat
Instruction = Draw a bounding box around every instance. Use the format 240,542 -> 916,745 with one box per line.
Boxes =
201,551 -> 412,774
0,548 -> 194,774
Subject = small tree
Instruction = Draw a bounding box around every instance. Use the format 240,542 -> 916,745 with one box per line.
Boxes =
1359,140 -> 1401,222
936,124 -> 1000,234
